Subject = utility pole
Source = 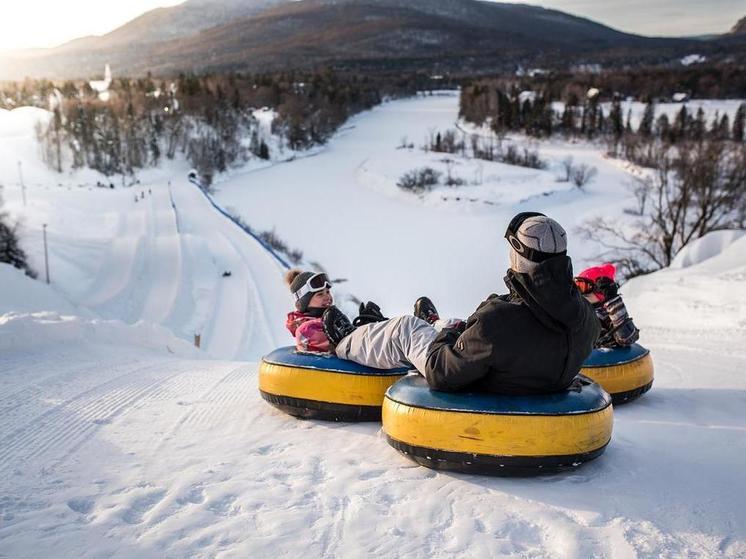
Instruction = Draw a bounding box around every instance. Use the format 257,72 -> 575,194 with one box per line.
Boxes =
18,161 -> 26,206
43,223 -> 50,284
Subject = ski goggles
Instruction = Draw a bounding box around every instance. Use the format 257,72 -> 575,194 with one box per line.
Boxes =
504,211 -> 566,263
574,276 -> 596,295
293,273 -> 332,301
574,276 -> 617,302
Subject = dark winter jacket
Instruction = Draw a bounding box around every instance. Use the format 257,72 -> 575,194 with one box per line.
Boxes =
424,255 -> 599,395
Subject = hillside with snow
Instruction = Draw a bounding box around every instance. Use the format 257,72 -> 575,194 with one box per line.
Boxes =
1,93 -> 745,558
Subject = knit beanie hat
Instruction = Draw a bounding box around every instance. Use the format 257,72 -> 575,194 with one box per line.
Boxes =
577,263 -> 617,303
577,263 -> 616,284
286,269 -> 316,312
507,214 -> 567,273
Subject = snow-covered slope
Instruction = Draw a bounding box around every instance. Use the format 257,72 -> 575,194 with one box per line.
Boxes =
1,94 -> 745,558
624,231 -> 746,330
1,108 -> 292,361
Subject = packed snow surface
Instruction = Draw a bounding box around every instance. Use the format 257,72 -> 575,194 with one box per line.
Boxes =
1,93 -> 745,557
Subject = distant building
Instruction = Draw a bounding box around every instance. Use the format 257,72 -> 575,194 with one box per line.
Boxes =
681,54 -> 706,66
672,92 -> 690,103
518,91 -> 537,104
47,89 -> 63,111
89,64 -> 112,101
515,66 -> 547,77
571,63 -> 602,74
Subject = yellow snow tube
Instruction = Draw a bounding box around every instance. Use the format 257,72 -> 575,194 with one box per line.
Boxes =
259,346 -> 408,421
382,375 -> 613,476
581,344 -> 653,404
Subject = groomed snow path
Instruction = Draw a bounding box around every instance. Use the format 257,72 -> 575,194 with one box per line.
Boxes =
1,326 -> 745,558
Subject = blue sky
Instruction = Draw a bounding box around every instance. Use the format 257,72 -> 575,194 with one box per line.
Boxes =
0,0 -> 743,51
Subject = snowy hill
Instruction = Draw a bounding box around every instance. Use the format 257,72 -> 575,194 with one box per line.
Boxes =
1,93 -> 745,557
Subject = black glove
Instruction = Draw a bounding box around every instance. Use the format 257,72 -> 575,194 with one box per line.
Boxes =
353,301 -> 388,326
595,277 -> 619,302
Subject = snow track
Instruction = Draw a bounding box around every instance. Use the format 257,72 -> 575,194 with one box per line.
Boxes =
46,178 -> 291,361
0,358 -> 189,471
83,210 -> 145,309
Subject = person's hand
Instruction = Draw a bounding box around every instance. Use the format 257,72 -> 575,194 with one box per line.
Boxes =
595,277 -> 618,301
353,301 -> 387,326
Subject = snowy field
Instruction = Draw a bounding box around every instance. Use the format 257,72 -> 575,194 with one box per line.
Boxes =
1,93 -> 745,558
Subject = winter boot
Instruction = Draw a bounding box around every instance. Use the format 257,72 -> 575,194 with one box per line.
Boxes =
322,306 -> 356,346
414,296 -> 440,325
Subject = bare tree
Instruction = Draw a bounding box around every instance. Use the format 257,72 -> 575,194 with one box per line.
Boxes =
572,163 -> 598,189
559,156 -> 574,182
579,141 -> 746,277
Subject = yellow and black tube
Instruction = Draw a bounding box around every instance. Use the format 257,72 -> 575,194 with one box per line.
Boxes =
382,375 -> 613,476
581,343 -> 654,404
259,346 -> 409,421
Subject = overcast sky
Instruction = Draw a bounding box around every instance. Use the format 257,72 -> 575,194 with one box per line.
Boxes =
0,0 -> 743,51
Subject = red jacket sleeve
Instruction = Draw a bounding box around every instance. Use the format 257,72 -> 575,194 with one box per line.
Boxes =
296,319 -> 331,353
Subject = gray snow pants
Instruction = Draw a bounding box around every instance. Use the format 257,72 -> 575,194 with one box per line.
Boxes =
334,315 -> 440,373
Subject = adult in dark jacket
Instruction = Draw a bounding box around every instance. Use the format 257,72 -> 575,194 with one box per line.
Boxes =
322,212 -> 599,395
425,212 -> 599,394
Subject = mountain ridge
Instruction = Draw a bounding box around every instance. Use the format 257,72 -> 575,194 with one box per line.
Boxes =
1,0 -> 742,80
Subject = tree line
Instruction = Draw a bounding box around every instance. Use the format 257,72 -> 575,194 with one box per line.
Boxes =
460,82 -> 745,145
459,70 -> 745,278
4,70 -> 443,184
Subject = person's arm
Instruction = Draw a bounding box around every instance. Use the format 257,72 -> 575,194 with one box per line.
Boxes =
296,319 -> 331,352
424,316 -> 495,391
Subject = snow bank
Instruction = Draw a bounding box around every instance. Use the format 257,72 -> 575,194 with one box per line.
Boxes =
0,106 -> 51,138
0,262 -> 81,316
623,230 -> 746,330
669,229 -> 746,269
0,312 -> 199,357
0,263 -> 198,357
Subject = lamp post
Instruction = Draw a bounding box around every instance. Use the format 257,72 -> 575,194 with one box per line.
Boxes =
18,161 -> 26,207
43,223 -> 50,284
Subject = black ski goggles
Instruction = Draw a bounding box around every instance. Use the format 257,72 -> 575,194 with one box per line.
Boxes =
504,211 -> 566,263
294,273 -> 331,301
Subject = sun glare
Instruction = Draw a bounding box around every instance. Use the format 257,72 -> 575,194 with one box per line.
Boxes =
0,1 -> 185,51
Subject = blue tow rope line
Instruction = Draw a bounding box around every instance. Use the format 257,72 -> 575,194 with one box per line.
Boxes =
188,177 -> 291,270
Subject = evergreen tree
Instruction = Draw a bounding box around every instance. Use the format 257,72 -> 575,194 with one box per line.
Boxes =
691,107 -> 706,142
0,196 -> 35,277
609,100 -> 624,142
52,107 -> 63,172
714,114 -> 730,141
673,105 -> 689,142
639,101 -> 655,137
733,103 -> 745,143
560,105 -> 574,135
655,113 -> 671,142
